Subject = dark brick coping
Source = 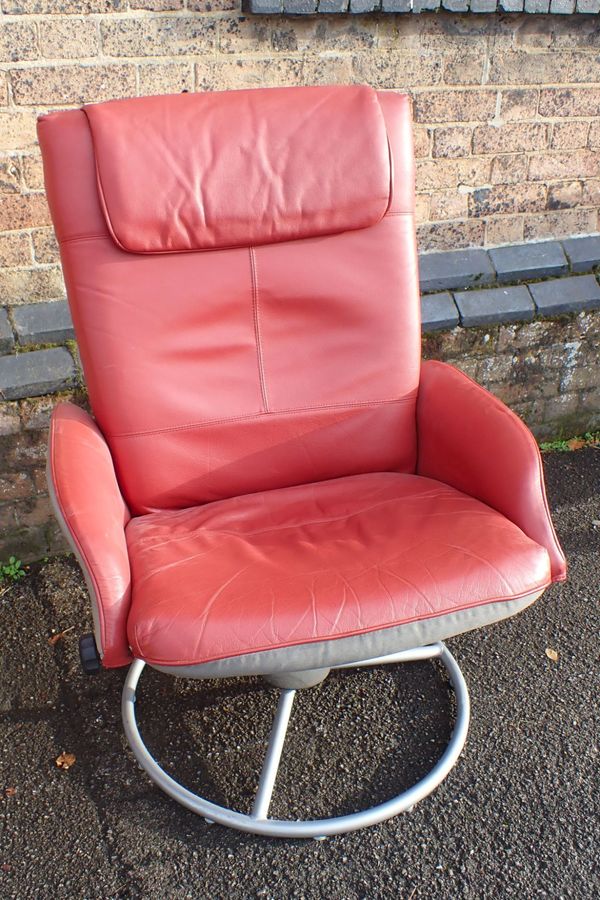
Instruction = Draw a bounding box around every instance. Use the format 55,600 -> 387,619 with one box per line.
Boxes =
2,235 -> 600,402
243,0 -> 599,14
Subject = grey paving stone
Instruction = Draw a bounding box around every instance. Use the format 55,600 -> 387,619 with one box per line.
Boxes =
525,0 -> 549,9
12,300 -> 74,346
499,0 -> 524,8
442,0 -> 469,8
471,0 -> 497,9
419,249 -> 495,294
489,241 -> 568,284
421,292 -> 460,332
550,0 -> 575,10
246,0 -> 282,10
0,347 -> 76,400
454,285 -> 535,327
529,275 -> 600,316
349,0 -> 378,9
577,0 -> 600,11
412,0 -> 441,10
381,0 -> 412,8
0,308 -> 14,355
562,235 -> 600,273
318,0 -> 348,8
283,0 -> 316,9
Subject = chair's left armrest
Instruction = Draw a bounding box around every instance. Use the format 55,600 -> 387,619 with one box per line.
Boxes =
48,402 -> 133,667
416,360 -> 567,583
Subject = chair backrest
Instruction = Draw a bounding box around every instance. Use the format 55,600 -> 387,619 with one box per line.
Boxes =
38,85 -> 420,516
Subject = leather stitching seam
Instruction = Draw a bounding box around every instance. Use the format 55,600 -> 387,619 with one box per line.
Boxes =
109,394 -> 418,439
249,246 -> 270,413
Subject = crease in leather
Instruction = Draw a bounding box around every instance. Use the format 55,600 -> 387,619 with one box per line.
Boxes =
133,580 -> 552,668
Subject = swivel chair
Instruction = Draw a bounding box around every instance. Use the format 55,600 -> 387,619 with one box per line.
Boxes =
38,85 -> 566,838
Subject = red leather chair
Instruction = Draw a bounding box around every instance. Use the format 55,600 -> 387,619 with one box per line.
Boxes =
38,85 -> 566,838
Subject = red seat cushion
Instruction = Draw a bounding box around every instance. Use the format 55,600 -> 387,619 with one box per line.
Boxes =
125,473 -> 552,668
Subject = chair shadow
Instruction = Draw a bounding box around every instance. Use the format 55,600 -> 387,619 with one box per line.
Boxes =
129,660 -> 454,825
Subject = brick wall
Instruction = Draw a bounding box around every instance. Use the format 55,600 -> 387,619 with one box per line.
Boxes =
2,8 -> 600,563
2,10 -> 600,308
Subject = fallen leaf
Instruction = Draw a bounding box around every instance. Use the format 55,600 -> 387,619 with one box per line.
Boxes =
1,864 -> 12,873
3,787 -> 16,798
55,751 -> 76,770
48,626 -> 75,645
545,648 -> 559,662
567,438 -> 586,450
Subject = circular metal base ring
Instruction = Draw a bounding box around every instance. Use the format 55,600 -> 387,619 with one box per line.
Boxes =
121,643 -> 470,839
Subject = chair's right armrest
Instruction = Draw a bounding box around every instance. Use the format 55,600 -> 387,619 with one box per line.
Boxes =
416,360 -> 567,583
48,402 -> 132,667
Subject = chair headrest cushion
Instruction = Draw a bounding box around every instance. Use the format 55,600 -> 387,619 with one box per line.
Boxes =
83,85 -> 392,254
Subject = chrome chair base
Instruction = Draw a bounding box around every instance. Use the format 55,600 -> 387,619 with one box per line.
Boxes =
121,642 -> 470,839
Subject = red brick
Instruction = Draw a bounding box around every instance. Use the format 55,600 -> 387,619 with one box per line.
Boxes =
551,121 -> 590,151
130,0 -> 183,7
490,154 -> 529,186
469,184 -> 546,217
0,111 -> 38,151
529,150 -> 600,182
412,127 -> 431,159
0,22 -> 38,63
416,157 -> 490,192
490,51 -> 598,86
432,126 -> 472,159
417,219 -> 485,253
0,156 -> 21,194
352,53 -> 442,89
473,123 -> 547,155
547,181 -> 583,210
429,192 -> 468,221
31,228 -> 59,265
443,51 -> 486,86
523,209 -> 597,241
485,216 -> 524,247
39,19 -> 99,59
499,89 -> 539,122
102,16 -> 215,57
138,63 -> 193,96
0,232 -> 32,267
0,194 -> 51,231
2,0 -> 125,10
413,90 -> 497,124
539,88 -> 600,118
11,65 -> 136,105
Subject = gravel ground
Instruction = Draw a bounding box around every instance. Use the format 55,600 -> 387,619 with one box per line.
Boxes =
1,449 -> 599,900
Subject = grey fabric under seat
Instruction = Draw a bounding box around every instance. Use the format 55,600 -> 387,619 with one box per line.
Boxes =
150,590 -> 543,680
